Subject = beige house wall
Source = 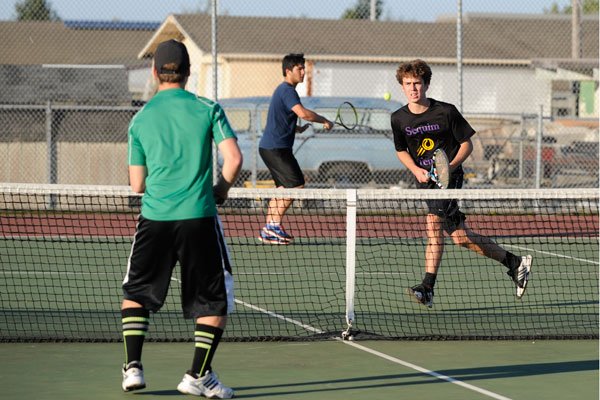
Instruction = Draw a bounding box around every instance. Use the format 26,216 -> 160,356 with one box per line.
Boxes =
225,60 -> 281,98
196,59 -> 281,99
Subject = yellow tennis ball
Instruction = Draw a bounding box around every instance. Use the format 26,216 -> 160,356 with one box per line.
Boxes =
383,92 -> 391,101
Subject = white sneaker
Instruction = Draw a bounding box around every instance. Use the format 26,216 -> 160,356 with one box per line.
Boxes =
514,255 -> 532,299
122,362 -> 145,392
177,370 -> 234,399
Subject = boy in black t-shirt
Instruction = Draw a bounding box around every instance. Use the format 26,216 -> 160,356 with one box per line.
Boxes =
391,59 -> 532,308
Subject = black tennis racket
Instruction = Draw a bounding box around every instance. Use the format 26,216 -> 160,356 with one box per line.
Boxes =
429,148 -> 450,189
335,101 -> 358,130
294,101 -> 358,155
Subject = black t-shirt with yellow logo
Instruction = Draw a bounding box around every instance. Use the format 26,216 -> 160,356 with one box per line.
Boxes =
391,98 -> 475,177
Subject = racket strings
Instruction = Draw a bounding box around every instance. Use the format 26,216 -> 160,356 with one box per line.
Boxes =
337,102 -> 358,130
432,149 -> 451,189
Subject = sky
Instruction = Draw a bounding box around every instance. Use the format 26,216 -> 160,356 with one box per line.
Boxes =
0,0 -> 574,22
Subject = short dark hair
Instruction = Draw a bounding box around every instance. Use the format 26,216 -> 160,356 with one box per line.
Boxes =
282,53 -> 305,77
396,59 -> 432,86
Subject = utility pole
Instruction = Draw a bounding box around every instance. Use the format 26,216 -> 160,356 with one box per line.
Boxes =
370,0 -> 376,21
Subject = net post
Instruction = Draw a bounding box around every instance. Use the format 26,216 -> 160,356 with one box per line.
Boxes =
343,189 -> 357,339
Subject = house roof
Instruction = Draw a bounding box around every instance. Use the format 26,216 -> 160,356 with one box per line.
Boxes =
139,13 -> 599,64
0,20 -> 156,66
532,58 -> 600,80
1,13 -> 597,67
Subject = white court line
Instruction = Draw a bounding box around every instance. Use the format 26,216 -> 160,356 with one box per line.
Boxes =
505,244 -> 599,265
2,268 -> 597,277
338,339 -> 512,400
232,293 -> 512,400
234,298 -> 325,334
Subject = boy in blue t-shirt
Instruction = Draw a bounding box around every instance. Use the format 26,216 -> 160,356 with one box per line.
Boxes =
258,53 -> 334,244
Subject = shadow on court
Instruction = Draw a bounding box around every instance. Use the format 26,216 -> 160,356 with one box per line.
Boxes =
0,342 -> 596,400
225,360 -> 597,398
132,390 -> 180,396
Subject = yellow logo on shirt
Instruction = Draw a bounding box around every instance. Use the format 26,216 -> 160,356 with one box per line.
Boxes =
416,138 -> 435,156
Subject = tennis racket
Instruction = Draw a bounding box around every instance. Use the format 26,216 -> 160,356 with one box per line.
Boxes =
294,101 -> 358,155
429,148 -> 450,189
335,101 -> 358,130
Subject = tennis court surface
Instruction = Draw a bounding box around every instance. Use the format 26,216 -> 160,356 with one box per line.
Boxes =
0,184 -> 598,399
0,340 -> 597,399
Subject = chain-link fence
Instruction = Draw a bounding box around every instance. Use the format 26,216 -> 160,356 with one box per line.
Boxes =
0,0 -> 598,188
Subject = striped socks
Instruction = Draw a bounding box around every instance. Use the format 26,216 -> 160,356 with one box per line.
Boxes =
121,308 -> 149,366
190,324 -> 224,377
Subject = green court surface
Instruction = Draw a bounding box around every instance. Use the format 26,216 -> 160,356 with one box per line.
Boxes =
1,194 -> 598,399
2,236 -> 598,341
0,340 -> 597,400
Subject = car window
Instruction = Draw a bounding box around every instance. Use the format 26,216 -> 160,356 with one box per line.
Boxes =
308,107 -> 393,133
221,97 -> 402,134
366,110 -> 392,130
260,109 -> 268,131
225,109 -> 252,132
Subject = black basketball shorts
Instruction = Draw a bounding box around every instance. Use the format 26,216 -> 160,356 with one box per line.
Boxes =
259,147 -> 305,188
418,173 -> 466,234
122,215 -> 234,319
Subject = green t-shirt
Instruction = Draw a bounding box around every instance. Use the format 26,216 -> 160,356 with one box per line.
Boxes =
128,88 -> 237,221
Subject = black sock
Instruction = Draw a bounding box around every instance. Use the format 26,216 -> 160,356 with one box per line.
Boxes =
502,252 -> 521,270
190,324 -> 224,378
423,272 -> 437,289
121,308 -> 150,367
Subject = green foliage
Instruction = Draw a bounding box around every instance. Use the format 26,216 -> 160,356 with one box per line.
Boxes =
545,0 -> 599,14
15,0 -> 60,21
341,0 -> 384,20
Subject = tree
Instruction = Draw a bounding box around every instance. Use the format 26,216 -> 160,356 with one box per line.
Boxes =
15,0 -> 60,21
342,0 -> 384,20
545,0 -> 599,14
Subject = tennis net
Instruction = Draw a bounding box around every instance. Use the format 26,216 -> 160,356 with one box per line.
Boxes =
0,183 -> 597,341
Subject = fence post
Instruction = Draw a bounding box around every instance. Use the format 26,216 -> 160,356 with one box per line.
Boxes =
212,0 -> 219,184
456,0 -> 463,113
518,115 -> 525,180
45,101 -> 57,185
45,101 -> 57,208
535,105 -> 544,189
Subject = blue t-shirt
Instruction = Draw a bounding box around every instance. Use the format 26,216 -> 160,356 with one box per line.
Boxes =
259,82 -> 301,149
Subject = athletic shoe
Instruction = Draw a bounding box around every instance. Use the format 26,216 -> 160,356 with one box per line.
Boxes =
122,361 -> 146,392
263,224 -> 294,242
508,255 -> 532,299
177,370 -> 234,399
406,283 -> 434,308
258,227 -> 290,244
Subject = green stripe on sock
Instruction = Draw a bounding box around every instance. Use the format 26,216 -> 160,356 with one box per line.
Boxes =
122,317 -> 149,323
123,330 -> 147,336
194,331 -> 215,339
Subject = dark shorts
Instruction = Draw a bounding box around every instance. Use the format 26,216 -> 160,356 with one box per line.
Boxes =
259,147 -> 305,188
417,173 -> 466,234
122,215 -> 234,319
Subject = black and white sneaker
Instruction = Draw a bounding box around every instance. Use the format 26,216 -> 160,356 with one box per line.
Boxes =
508,255 -> 532,299
406,283 -> 434,308
177,370 -> 234,399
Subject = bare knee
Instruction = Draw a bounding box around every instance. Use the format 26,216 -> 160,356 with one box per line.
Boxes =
450,230 -> 470,248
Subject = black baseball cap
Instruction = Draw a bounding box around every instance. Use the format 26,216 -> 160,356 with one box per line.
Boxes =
154,39 -> 190,75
